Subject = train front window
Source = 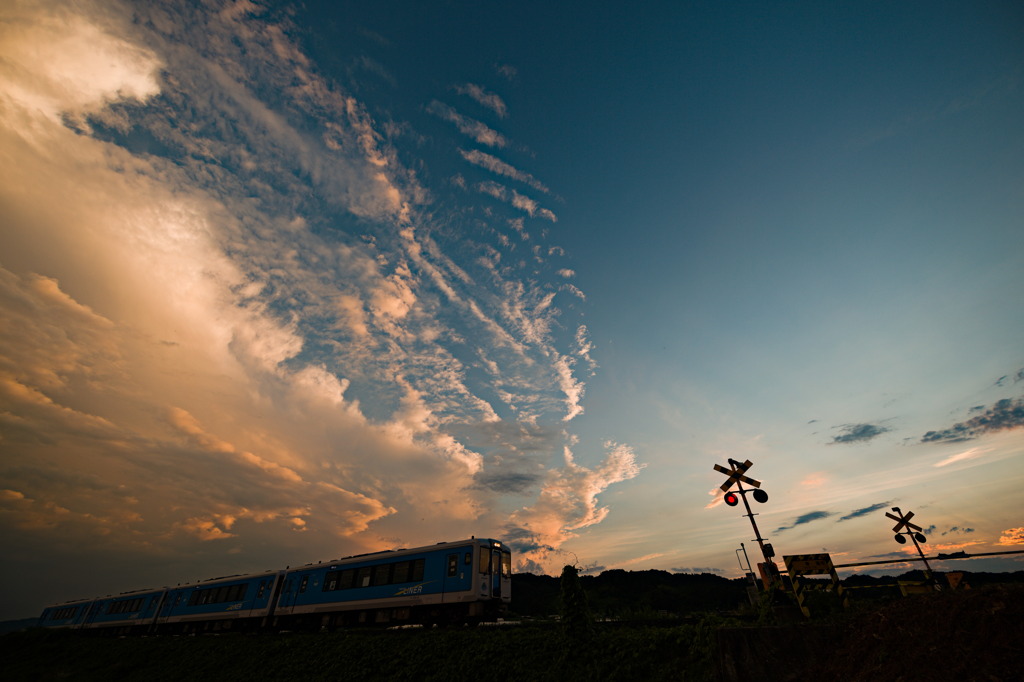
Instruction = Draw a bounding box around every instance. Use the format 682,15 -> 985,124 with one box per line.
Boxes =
502,551 -> 512,578
478,547 -> 491,573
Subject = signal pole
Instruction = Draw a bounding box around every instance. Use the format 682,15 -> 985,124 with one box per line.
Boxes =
713,458 -> 778,587
886,507 -> 935,585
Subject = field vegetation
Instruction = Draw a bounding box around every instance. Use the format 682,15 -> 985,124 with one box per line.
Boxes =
3,570 -> 1021,681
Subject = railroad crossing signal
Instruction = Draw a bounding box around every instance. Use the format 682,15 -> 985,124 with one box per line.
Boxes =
713,458 -> 774,573
886,507 -> 927,544
713,459 -> 761,491
885,507 -> 936,587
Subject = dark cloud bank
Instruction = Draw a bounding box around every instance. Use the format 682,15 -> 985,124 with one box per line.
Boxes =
922,397 -> 1024,443
831,423 -> 889,444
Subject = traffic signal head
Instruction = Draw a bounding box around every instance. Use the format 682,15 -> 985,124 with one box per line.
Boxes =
724,492 -> 740,506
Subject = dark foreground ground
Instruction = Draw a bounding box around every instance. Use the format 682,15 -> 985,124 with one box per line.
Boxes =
3,584 -> 1021,681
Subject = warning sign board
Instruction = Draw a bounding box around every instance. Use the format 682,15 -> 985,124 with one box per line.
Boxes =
784,553 -> 835,576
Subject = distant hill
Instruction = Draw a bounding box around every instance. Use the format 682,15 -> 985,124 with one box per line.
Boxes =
0,619 -> 37,635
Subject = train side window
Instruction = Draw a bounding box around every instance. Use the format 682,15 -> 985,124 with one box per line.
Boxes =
447,554 -> 458,577
324,573 -> 338,591
372,563 -> 391,586
299,576 -> 309,594
464,552 -> 472,565
502,551 -> 512,578
338,569 -> 354,590
392,561 -> 409,583
410,558 -> 425,582
356,566 -> 372,588
257,581 -> 266,598
479,547 -> 491,573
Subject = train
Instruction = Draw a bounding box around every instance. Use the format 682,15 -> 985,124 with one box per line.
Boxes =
36,538 -> 512,634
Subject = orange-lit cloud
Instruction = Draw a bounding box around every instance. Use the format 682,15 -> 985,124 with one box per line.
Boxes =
506,443 -> 643,572
934,446 -> 991,467
0,1 -> 635,616
801,472 -> 828,487
998,528 -> 1024,546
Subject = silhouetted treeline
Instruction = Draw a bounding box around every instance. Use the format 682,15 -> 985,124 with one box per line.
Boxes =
512,569 -> 748,618
511,568 -> 1024,619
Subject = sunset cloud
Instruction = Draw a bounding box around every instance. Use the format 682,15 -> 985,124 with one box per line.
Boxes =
998,528 -> 1024,546
0,0 -> 631,618
505,443 -> 643,571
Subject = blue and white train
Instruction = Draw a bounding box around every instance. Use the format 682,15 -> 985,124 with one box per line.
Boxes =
36,538 -> 512,633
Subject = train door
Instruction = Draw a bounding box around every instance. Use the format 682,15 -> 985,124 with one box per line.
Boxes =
490,546 -> 503,598
499,548 -> 512,601
443,549 -> 473,599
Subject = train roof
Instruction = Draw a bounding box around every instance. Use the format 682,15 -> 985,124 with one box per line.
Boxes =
168,567 -> 285,590
292,537 -> 507,570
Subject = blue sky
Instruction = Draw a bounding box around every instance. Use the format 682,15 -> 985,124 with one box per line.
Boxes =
0,0 -> 1022,619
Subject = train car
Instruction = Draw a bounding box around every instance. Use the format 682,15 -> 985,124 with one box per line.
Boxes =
154,569 -> 284,633
79,588 -> 167,634
274,538 -> 511,629
37,597 -> 96,630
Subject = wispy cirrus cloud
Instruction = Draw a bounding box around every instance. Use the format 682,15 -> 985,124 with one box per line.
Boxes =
460,149 -> 550,193
455,82 -> 508,118
475,181 -> 557,221
934,445 -> 992,467
427,100 -> 508,148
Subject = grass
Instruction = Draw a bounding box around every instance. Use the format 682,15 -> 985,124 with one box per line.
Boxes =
1,621 -> 721,682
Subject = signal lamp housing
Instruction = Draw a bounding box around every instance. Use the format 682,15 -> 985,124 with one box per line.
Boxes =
724,492 -> 740,507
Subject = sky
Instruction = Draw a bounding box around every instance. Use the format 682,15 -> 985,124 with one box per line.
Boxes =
1,0 -> 1022,620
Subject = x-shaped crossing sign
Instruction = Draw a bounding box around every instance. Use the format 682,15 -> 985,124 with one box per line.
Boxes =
713,459 -> 762,491
886,508 -> 922,534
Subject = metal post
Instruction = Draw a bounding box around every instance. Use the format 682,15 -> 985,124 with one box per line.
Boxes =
909,532 -> 934,582
730,459 -> 771,565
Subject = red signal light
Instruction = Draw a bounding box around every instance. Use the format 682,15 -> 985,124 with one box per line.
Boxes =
724,492 -> 739,507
